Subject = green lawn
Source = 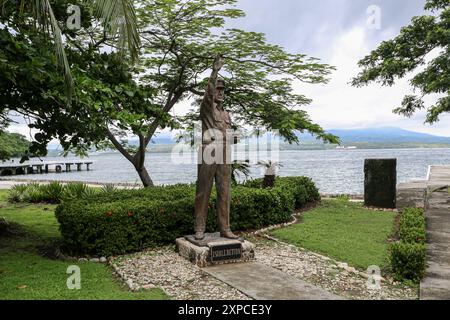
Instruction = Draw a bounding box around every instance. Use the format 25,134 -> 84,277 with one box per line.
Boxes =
0,190 -> 168,300
271,199 -> 396,270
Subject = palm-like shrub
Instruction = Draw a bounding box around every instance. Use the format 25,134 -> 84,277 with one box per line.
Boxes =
7,182 -> 102,203
257,160 -> 283,188
41,181 -> 65,204
100,184 -> 118,194
7,184 -> 28,202
231,160 -> 251,185
22,182 -> 43,203
62,183 -> 97,201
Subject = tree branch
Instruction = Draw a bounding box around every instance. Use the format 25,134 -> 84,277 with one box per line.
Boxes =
106,127 -> 135,164
144,89 -> 184,147
188,87 -> 204,96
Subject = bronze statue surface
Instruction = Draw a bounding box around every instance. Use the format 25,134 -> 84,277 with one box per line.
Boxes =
194,55 -> 239,241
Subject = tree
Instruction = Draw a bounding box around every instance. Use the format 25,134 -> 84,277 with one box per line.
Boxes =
1,0 -> 339,187
136,0 -> 338,143
352,0 -> 449,123
0,0 -> 141,97
1,1 -> 163,185
0,132 -> 31,161
106,0 -> 338,186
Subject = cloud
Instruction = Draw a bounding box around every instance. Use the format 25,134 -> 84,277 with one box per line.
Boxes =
297,24 -> 450,136
6,0 -> 449,139
227,0 -> 449,136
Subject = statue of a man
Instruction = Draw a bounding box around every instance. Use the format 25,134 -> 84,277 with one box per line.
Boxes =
194,55 -> 239,241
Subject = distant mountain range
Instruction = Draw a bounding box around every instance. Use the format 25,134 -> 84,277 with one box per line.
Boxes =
326,127 -> 450,144
46,127 -> 449,152
149,127 -> 450,145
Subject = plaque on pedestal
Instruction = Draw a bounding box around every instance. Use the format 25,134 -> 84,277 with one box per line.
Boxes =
176,233 -> 255,268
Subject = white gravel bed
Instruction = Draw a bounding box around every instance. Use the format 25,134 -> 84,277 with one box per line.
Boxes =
110,237 -> 417,300
253,238 -> 418,300
110,246 -> 251,300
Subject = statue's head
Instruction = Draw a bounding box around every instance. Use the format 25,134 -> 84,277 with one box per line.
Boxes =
214,79 -> 225,104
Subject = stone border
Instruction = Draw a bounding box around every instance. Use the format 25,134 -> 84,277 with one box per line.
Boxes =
320,193 -> 364,200
364,207 -> 398,213
51,249 -> 109,264
251,215 -> 298,237
110,261 -> 141,292
259,233 -> 383,282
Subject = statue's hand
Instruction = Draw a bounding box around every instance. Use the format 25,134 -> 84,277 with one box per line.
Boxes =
213,54 -> 225,71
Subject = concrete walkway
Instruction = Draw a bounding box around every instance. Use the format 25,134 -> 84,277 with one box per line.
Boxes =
203,262 -> 344,300
420,166 -> 450,300
397,180 -> 427,211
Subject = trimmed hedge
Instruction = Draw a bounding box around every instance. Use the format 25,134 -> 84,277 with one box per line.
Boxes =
244,176 -> 320,207
398,208 -> 426,244
390,243 -> 426,283
390,208 -> 427,283
55,177 -> 320,256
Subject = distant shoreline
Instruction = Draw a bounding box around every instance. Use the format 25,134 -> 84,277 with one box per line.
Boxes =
41,145 -> 450,157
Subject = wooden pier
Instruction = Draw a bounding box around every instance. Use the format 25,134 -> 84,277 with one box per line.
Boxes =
0,161 -> 93,176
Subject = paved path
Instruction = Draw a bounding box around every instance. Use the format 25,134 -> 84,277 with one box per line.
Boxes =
420,166 -> 450,300
203,262 -> 344,300
397,180 -> 427,211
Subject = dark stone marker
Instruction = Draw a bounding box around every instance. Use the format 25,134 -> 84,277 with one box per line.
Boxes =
364,159 -> 397,209
210,243 -> 242,263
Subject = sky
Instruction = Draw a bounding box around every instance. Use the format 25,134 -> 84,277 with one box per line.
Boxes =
7,0 -> 450,139
222,0 -> 449,136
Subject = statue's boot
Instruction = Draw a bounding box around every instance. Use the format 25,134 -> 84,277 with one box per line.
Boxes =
195,231 -> 205,240
220,229 -> 240,240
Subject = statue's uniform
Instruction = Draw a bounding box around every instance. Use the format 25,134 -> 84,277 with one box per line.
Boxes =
194,88 -> 233,235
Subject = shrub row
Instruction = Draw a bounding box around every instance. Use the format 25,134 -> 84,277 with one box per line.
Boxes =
55,177 -> 320,256
390,208 -> 427,283
8,182 -> 117,204
244,176 -> 321,207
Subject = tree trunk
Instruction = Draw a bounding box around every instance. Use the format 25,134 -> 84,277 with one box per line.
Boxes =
136,165 -> 154,187
106,129 -> 158,187
263,175 -> 275,188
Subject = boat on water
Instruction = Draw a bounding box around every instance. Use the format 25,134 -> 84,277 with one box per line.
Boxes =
336,146 -> 358,150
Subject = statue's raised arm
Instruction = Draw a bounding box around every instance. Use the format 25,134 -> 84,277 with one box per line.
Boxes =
201,55 -> 224,110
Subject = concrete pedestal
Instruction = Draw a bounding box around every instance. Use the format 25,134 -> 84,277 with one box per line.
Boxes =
176,233 -> 255,268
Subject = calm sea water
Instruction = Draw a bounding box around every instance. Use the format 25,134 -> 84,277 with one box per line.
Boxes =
3,148 -> 450,194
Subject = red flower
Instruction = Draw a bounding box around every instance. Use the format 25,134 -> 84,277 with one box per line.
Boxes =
128,212 -> 134,217
106,210 -> 113,217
